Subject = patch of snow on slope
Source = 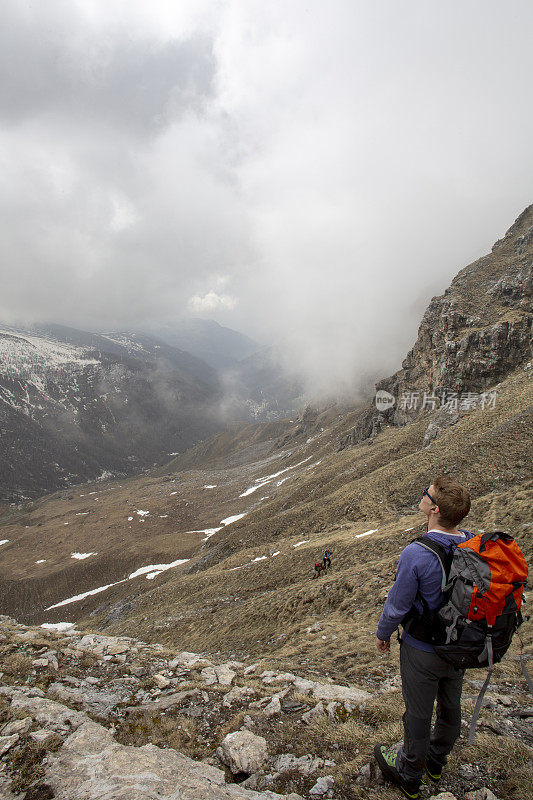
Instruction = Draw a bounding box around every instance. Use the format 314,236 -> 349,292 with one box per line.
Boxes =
201,527 -> 223,541
71,552 -> 97,560
293,540 -> 309,547
255,456 -> 313,484
128,558 -> 189,581
240,481 -> 270,497
203,485 -> 217,488
40,623 -> 76,633
46,581 -> 125,609
0,540 -> 9,546
136,510 -> 149,516
355,529 -> 378,539
220,513 -> 247,526
45,553 -> 191,609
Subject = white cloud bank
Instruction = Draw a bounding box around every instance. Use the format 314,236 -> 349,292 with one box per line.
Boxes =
1,1 -> 532,396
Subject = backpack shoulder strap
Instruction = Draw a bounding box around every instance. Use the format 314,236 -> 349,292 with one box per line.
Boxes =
411,537 -> 451,591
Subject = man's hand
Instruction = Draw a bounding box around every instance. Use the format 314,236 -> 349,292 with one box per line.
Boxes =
376,637 -> 390,654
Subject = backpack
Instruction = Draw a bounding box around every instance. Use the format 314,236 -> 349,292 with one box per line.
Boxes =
406,531 -> 530,742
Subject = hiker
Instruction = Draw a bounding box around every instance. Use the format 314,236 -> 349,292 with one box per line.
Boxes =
312,561 -> 324,579
374,476 -> 472,799
323,548 -> 332,570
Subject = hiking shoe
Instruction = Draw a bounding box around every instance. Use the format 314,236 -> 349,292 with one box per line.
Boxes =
373,744 -> 420,799
424,755 -> 443,783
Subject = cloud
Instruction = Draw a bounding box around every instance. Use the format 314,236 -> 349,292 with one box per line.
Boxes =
188,291 -> 237,313
0,0 -> 532,398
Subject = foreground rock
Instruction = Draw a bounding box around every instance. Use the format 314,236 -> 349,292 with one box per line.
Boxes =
217,730 -> 269,775
0,615 -> 529,800
45,720 -> 299,800
45,722 -> 300,800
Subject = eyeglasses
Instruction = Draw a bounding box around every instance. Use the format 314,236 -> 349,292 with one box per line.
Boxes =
422,486 -> 438,505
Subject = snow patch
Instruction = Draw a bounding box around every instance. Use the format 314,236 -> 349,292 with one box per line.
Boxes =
240,481 -> 270,497
203,485 -> 217,489
220,513 -> 247,526
0,539 -> 9,546
128,558 -> 189,581
255,456 -> 313,484
40,622 -> 76,633
71,552 -> 97,560
355,529 -> 378,539
46,581 -> 125,609
293,540 -> 309,548
136,510 -> 149,516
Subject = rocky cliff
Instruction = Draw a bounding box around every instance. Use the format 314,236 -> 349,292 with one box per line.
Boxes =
339,206 -> 532,447
379,205 -> 532,414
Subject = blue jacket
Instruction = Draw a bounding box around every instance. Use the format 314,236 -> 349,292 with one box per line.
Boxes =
376,528 -> 473,652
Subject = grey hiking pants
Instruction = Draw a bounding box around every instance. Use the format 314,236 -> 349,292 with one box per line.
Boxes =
397,641 -> 464,783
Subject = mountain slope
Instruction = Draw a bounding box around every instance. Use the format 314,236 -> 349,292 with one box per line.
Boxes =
145,318 -> 261,369
0,325 -> 223,502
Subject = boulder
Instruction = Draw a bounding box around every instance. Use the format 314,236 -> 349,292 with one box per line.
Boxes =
169,652 -> 213,669
309,776 -> 334,796
223,686 -> 256,707
0,734 -> 19,756
153,674 -> 171,689
9,690 -> 89,733
47,681 -> 131,717
45,720 -> 289,800
272,754 -> 334,776
125,689 -> 201,714
429,794 -> 458,800
302,702 -> 325,723
217,730 -> 269,775
263,695 -> 282,718
310,682 -> 371,705
202,664 -> 236,686
1,717 -> 31,736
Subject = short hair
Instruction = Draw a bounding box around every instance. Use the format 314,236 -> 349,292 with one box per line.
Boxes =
432,475 -> 471,527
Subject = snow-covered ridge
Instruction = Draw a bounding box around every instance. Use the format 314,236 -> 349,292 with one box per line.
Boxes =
0,328 -> 99,374
0,327 -> 101,417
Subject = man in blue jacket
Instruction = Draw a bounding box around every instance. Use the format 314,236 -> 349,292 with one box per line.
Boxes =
374,475 -> 472,799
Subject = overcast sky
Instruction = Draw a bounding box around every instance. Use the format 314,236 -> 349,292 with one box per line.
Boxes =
1,1 -> 532,395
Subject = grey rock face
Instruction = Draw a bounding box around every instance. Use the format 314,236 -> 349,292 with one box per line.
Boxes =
201,663 -> 237,685
272,753 -> 335,776
465,790 -> 500,800
8,689 -> 89,733
47,681 -> 131,717
217,730 -> 269,775
309,775 -> 334,796
45,720 -> 291,800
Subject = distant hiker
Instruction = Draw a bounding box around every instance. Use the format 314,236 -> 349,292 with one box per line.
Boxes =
312,561 -> 324,579
323,548 -> 332,570
374,476 -> 472,799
